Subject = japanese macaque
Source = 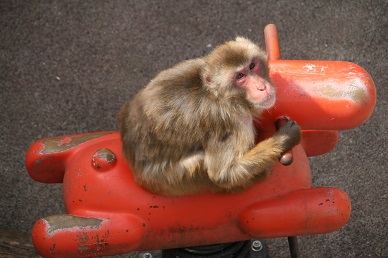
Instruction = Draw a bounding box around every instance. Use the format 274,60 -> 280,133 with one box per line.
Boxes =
119,37 -> 301,196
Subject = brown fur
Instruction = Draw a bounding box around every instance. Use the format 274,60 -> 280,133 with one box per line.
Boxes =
119,38 -> 301,196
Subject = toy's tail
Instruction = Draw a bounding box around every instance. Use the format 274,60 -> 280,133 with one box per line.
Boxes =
26,132 -> 114,183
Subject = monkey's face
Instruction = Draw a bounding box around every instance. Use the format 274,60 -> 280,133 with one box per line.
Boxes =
203,37 -> 276,110
234,58 -> 276,109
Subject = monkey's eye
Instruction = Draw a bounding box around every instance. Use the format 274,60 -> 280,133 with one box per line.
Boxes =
249,62 -> 255,70
236,73 -> 245,80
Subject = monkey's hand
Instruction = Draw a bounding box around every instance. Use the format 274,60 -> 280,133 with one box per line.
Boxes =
275,120 -> 302,153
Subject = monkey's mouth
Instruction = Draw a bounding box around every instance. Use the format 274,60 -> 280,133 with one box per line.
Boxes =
260,93 -> 276,108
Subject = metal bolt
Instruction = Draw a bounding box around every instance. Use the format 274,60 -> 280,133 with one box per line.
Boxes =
251,240 -> 263,252
142,253 -> 153,258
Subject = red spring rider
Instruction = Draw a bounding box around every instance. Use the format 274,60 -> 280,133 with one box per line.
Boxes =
26,24 -> 376,257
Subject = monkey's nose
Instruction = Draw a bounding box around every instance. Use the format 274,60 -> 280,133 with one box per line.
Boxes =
257,84 -> 266,91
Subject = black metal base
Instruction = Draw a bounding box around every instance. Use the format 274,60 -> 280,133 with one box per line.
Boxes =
287,237 -> 300,258
162,239 -> 269,258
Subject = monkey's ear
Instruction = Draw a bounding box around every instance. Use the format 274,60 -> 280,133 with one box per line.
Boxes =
202,70 -> 217,89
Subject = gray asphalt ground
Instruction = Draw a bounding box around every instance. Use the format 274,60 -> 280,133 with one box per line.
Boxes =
1,1 -> 387,257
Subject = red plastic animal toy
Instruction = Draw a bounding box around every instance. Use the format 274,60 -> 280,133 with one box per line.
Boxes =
26,24 -> 376,257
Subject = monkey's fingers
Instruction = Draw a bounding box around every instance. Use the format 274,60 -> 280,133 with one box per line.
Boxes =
275,117 -> 294,166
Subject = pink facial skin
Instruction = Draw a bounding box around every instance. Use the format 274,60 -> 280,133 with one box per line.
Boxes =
235,59 -> 275,108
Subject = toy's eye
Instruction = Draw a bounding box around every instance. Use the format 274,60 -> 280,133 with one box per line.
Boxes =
236,73 -> 245,80
249,62 -> 255,70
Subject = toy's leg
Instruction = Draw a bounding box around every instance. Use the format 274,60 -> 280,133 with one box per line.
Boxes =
32,214 -> 145,258
239,187 -> 351,238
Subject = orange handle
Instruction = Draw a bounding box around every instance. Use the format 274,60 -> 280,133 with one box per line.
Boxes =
264,24 -> 281,60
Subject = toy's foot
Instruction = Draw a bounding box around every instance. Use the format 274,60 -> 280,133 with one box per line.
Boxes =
32,214 -> 145,257
239,187 -> 351,238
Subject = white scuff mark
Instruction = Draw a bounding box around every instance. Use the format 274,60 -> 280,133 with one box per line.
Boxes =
303,64 -> 316,71
296,77 -> 368,104
45,215 -> 104,236
301,64 -> 328,73
345,72 -> 358,78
